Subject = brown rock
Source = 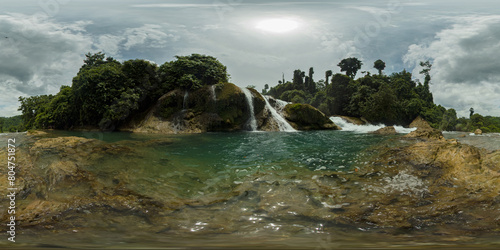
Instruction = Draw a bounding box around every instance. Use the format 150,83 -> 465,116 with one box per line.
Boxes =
404,127 -> 443,140
370,126 -> 397,135
474,129 -> 483,135
409,116 -> 432,129
27,130 -> 48,136
338,116 -> 366,125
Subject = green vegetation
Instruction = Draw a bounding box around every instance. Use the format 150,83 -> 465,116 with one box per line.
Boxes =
12,52 -> 500,133
266,58 -> 500,132
0,116 -> 24,132
17,53 -> 229,131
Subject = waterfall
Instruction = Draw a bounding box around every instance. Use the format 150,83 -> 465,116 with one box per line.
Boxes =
329,117 -> 416,134
210,85 -> 217,102
183,91 -> 189,110
263,96 -> 297,132
240,87 -> 258,131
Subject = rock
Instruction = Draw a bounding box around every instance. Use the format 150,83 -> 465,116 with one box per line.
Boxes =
342,135 -> 500,230
404,127 -> 443,140
474,129 -> 483,135
129,83 -> 338,133
27,130 -> 48,136
338,116 -> 366,125
409,116 -> 432,129
370,126 -> 397,135
284,103 -> 340,130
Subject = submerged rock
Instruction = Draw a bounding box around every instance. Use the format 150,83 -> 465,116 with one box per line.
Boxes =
340,132 -> 500,230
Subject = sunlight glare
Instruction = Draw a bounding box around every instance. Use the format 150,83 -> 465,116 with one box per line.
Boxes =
256,18 -> 300,33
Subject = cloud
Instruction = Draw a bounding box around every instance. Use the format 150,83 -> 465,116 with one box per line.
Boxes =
403,15 -> 500,117
0,13 -> 93,116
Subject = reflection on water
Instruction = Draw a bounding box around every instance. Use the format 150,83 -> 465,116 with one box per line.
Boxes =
1,131 -> 499,249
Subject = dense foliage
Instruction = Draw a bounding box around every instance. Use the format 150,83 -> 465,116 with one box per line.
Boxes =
265,58 -> 500,132
12,52 -> 500,133
0,116 -> 24,132
17,53 -> 229,130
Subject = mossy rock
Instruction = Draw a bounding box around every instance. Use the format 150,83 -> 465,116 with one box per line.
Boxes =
284,103 -> 339,130
212,83 -> 248,131
154,90 -> 184,119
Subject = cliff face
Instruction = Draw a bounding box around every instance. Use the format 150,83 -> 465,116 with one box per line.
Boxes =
124,83 -> 338,133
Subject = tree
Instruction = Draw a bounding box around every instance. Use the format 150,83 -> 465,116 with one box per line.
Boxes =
337,57 -> 363,79
306,67 -> 316,93
158,54 -> 228,91
325,70 -> 332,86
419,60 -> 432,87
292,69 -> 305,88
469,107 -> 474,118
72,54 -> 125,127
373,59 -> 386,75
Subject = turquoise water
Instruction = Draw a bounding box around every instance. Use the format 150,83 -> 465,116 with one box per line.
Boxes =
2,131 -> 499,249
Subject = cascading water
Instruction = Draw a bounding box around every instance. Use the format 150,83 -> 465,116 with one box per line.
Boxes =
210,85 -> 217,102
240,87 -> 258,131
329,117 -> 416,134
263,96 -> 297,132
183,91 -> 189,110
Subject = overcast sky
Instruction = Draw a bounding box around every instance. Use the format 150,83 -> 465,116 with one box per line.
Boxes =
1,0 -> 499,118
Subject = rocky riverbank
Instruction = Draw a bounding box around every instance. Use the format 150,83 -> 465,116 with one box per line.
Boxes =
122,83 -> 338,133
0,124 -> 498,248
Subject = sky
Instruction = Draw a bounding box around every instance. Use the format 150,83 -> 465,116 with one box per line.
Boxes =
1,0 -> 499,118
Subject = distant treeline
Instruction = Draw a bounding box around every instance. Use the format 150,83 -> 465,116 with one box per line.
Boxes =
12,53 -> 500,133
264,58 -> 500,133
0,116 -> 24,133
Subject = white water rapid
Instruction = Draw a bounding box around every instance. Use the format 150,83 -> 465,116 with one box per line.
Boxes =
240,87 -> 258,131
263,96 -> 297,132
329,117 -> 416,134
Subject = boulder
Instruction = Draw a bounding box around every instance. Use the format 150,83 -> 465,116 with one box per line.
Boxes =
27,130 -> 48,136
404,127 -> 444,140
370,126 -> 397,135
338,116 -> 366,125
409,116 -> 432,129
284,103 -> 340,130
405,117 -> 443,140
474,129 -> 483,135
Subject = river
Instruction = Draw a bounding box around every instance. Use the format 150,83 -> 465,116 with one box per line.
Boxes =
0,129 -> 499,249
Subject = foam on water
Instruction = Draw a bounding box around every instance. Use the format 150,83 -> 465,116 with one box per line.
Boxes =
240,87 -> 258,131
329,117 -> 416,134
263,96 -> 296,132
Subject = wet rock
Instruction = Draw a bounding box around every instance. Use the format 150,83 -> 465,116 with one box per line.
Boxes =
284,103 -> 340,130
342,134 -> 500,230
409,116 -> 432,129
370,126 -> 397,135
404,127 -> 444,140
474,129 -> 483,135
27,130 -> 48,136
337,116 -> 366,125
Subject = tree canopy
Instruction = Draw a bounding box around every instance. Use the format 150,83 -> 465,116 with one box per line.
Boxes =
337,57 -> 363,79
17,52 -> 229,131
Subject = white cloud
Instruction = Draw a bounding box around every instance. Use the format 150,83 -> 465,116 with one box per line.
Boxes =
122,24 -> 179,50
403,15 -> 500,117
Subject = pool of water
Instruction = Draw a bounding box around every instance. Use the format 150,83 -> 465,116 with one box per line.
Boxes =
1,131 -> 499,249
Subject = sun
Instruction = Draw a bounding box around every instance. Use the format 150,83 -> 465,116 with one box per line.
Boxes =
255,18 -> 300,33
